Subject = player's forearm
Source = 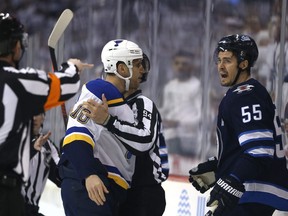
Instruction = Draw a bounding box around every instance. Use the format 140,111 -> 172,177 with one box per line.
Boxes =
104,115 -> 155,153
229,153 -> 271,183
62,142 -> 107,180
106,97 -> 160,153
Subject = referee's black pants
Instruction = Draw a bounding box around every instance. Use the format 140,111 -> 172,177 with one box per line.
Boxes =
118,183 -> 166,216
0,175 -> 25,216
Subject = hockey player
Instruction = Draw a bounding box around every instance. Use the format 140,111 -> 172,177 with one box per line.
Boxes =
58,39 -> 154,216
0,13 -> 92,216
82,53 -> 169,216
189,34 -> 288,216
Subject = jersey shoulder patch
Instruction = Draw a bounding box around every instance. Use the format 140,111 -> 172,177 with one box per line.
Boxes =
233,84 -> 254,94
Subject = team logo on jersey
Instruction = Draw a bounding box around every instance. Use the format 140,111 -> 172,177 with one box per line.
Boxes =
233,84 -> 254,94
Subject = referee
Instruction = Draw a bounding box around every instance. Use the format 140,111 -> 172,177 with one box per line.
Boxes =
22,113 -> 61,216
0,13 -> 92,216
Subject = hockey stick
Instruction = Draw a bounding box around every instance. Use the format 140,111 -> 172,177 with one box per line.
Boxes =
48,9 -> 74,128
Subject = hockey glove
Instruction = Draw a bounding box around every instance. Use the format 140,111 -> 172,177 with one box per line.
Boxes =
205,175 -> 245,216
189,157 -> 218,193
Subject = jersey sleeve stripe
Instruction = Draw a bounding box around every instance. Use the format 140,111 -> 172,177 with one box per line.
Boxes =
238,129 -> 273,146
66,126 -> 94,137
107,173 -> 129,189
64,126 -> 94,148
64,126 -> 95,147
107,98 -> 124,105
242,181 -> 288,210
105,165 -> 130,189
244,146 -> 274,157
63,133 -> 95,148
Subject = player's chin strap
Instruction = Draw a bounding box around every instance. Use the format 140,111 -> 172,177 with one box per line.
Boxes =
114,67 -> 133,91
124,78 -> 130,91
231,67 -> 245,86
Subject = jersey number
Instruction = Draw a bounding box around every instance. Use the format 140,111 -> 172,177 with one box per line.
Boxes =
70,105 -> 90,124
241,104 -> 262,123
143,109 -> 152,120
273,112 -> 288,170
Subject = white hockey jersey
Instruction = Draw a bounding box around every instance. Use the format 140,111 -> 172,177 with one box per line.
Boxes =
62,78 -> 135,189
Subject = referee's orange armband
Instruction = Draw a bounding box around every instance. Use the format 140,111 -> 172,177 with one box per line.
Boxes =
44,72 -> 64,110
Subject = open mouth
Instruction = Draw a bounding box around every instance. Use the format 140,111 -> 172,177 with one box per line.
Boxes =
220,73 -> 228,79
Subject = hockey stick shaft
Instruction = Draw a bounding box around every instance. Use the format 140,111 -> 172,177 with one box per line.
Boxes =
49,47 -> 58,71
48,9 -> 73,128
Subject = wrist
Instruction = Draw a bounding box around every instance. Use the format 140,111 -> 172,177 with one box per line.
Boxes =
216,176 -> 244,198
102,114 -> 111,126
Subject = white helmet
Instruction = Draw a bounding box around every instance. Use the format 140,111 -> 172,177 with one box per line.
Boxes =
101,39 -> 143,91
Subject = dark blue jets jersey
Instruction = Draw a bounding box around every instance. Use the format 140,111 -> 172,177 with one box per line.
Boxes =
216,78 -> 288,210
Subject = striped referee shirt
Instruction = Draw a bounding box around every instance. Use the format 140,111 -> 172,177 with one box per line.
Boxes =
22,139 -> 60,207
105,90 -> 169,186
0,60 -> 80,182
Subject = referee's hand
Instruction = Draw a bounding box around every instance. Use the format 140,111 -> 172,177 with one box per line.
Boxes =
82,94 -> 109,125
85,174 -> 109,205
33,131 -> 52,151
68,58 -> 94,74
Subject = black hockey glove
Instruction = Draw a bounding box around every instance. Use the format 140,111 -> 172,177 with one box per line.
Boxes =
205,175 -> 245,216
189,157 -> 218,193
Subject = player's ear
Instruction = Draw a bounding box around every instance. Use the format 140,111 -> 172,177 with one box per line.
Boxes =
239,60 -> 248,70
11,40 -> 20,54
117,62 -> 128,76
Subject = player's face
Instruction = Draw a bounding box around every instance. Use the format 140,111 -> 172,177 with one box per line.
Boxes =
130,58 -> 144,89
33,113 -> 45,135
216,51 -> 239,86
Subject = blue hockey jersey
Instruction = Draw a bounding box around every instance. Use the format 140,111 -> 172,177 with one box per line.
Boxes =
216,78 -> 288,210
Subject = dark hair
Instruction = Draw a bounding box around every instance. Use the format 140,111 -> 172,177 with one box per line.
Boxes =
0,13 -> 26,56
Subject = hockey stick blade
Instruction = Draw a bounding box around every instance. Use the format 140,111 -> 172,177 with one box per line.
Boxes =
48,9 -> 73,49
48,9 -> 73,71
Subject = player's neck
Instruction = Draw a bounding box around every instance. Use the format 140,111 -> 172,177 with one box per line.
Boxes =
232,72 -> 251,87
0,55 -> 15,67
105,75 -> 126,94
124,88 -> 137,98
